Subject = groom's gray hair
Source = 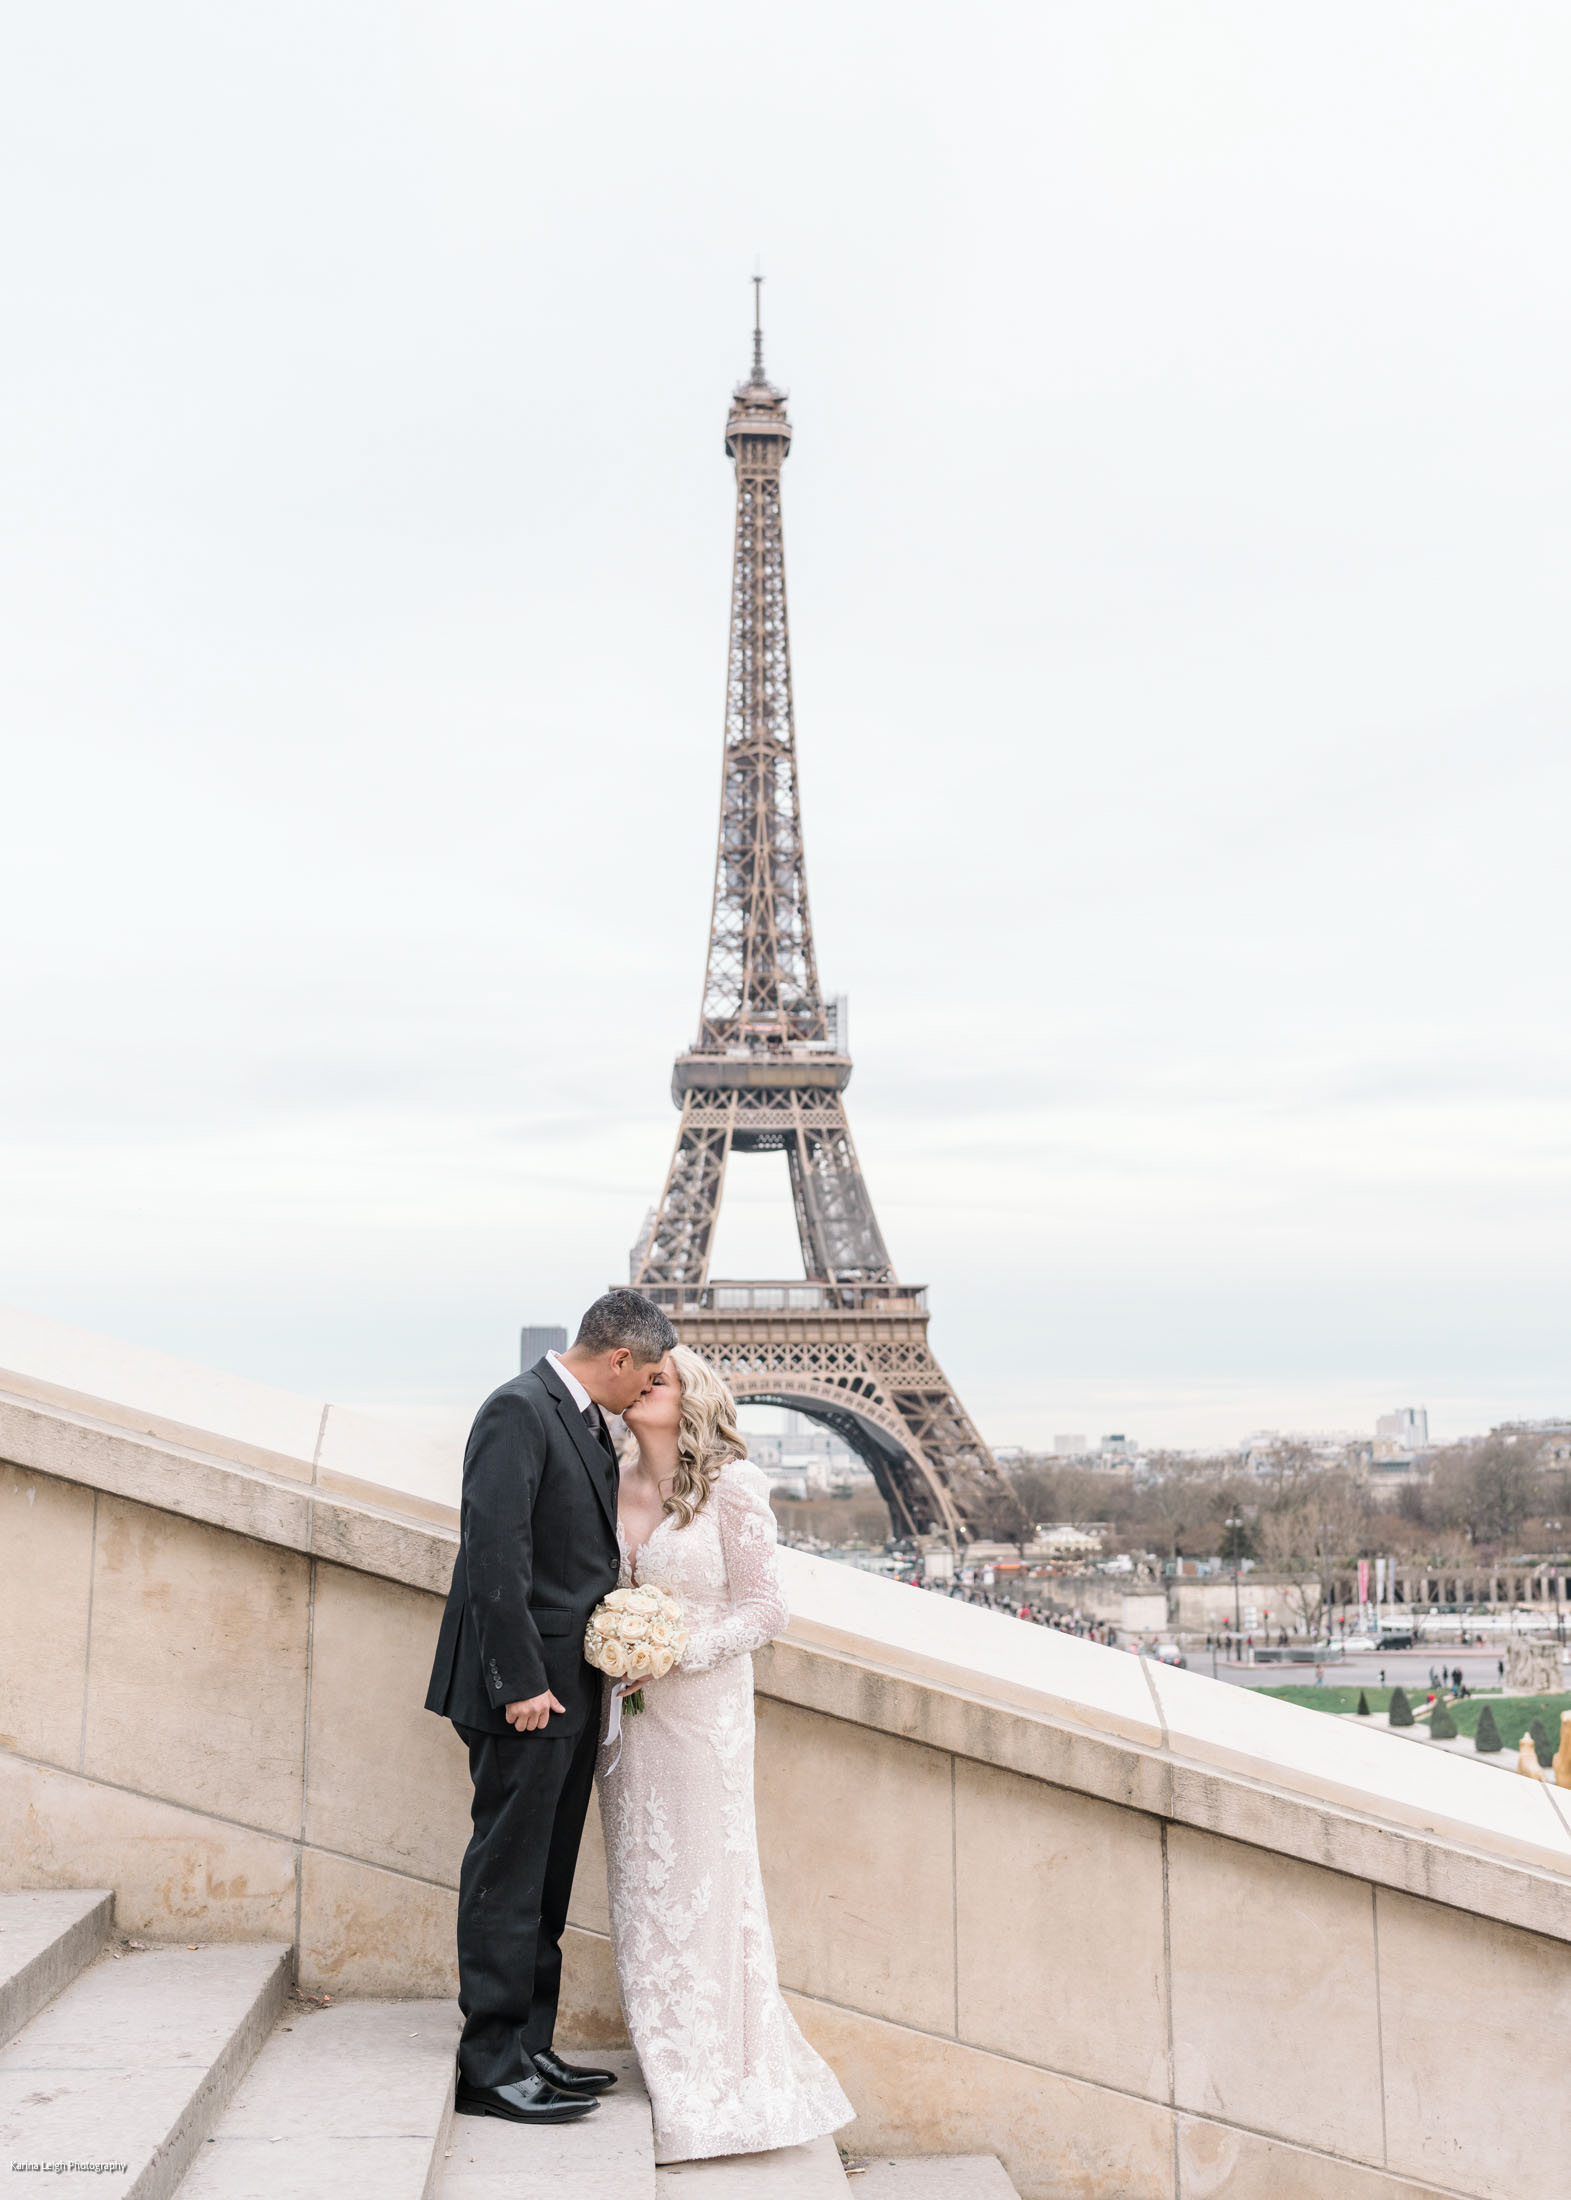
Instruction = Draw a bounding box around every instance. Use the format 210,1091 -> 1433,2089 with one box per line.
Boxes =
573,1289 -> 677,1364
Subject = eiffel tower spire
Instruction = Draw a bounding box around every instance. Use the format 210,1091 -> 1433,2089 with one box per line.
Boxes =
629,293 -> 1018,1546
697,274 -> 825,1058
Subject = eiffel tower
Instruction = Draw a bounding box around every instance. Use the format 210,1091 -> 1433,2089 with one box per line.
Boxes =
628,288 -> 1019,1546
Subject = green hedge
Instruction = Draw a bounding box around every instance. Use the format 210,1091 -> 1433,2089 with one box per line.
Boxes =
1445,1691 -> 1571,1752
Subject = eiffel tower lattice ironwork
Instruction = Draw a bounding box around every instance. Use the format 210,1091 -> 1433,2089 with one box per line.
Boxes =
628,288 -> 1017,1545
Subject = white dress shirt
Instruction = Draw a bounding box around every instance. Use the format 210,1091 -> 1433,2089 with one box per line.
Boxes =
546,1349 -> 593,1416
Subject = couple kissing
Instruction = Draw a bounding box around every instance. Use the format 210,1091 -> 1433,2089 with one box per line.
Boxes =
425,1287 -> 851,2165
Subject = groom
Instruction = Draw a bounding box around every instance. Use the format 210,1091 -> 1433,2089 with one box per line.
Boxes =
426,1288 -> 677,2124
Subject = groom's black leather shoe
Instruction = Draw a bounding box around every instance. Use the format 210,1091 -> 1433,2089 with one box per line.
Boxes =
454,2066 -> 600,2123
531,2047 -> 619,2095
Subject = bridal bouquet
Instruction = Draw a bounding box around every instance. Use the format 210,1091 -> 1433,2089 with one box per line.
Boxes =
584,1585 -> 689,1716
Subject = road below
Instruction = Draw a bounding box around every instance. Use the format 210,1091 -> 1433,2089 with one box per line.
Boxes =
1200,1647 -> 1526,1693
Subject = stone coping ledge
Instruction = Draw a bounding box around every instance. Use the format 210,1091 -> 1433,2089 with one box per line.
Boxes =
0,1302 -> 461,1508
0,1388 -> 459,1600
4,1351 -> 1571,1944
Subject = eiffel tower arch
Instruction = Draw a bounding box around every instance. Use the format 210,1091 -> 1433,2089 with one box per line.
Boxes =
628,287 -> 1020,1548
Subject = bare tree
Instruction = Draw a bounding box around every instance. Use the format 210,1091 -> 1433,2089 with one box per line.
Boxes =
1253,1505 -> 1326,1635
1254,1440 -> 1321,1506
1142,1455 -> 1216,1564
1250,1470 -> 1370,1634
1427,1435 -> 1543,1550
1468,1436 -> 1541,1547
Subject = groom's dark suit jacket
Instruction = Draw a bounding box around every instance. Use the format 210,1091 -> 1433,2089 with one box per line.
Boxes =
425,1356 -> 621,1738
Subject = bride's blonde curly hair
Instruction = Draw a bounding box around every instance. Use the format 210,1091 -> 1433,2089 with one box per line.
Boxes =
663,1344 -> 748,1526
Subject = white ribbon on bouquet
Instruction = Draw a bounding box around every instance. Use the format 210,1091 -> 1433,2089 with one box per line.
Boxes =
600,1679 -> 640,1774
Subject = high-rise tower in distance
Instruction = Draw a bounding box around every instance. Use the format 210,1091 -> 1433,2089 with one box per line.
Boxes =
629,288 -> 1017,1545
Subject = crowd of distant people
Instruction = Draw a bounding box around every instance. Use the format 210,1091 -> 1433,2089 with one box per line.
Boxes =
900,1573 -> 1119,1644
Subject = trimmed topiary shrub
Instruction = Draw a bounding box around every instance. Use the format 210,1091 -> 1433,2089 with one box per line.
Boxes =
1355,1691 -> 1370,1716
1474,1703 -> 1503,1753
1429,1697 -> 1457,1740
1388,1686 -> 1414,1727
1531,1717 -> 1553,1767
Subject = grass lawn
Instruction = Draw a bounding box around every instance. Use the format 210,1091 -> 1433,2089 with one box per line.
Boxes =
1261,1683 -> 1571,1754
1261,1685 -> 1396,1714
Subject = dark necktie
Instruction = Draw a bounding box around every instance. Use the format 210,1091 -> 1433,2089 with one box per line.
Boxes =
582,1400 -> 616,1461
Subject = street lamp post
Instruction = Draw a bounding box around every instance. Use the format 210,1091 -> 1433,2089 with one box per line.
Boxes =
1549,1523 -> 1564,1644
1227,1511 -> 1244,1642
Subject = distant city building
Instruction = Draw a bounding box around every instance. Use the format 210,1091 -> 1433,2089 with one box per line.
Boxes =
1239,1428 -> 1359,1474
1493,1417 -> 1571,1443
520,1324 -> 567,1371
1032,1522 -> 1106,1557
1361,1405 -> 1435,1499
742,1409 -> 871,1497
1376,1407 -> 1429,1449
1052,1434 -> 1088,1457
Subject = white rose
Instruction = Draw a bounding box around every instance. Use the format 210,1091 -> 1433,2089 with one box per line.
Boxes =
603,1588 -> 636,1610
648,1645 -> 676,1679
674,1629 -> 689,1656
625,1645 -> 653,1680
597,1639 -> 629,1677
620,1614 -> 650,1640
647,1618 -> 674,1647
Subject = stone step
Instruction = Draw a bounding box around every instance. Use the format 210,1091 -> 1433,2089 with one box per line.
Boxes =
440,2048 -> 655,2200
845,2157 -> 1020,2198
0,1939 -> 290,2200
178,1998 -> 464,2200
656,2134 -> 850,2197
0,1888 -> 113,2043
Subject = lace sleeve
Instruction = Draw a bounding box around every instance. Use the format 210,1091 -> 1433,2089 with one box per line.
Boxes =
679,1461 -> 788,1674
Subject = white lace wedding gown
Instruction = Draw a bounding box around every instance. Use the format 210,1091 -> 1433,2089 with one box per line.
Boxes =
597,1458 -> 853,2164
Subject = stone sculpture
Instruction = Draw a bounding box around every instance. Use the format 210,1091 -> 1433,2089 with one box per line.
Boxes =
1504,1637 -> 1562,1694
1556,1710 -> 1571,1791
1515,1732 -> 1545,1780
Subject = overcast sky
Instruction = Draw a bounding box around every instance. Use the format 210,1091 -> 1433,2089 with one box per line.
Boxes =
3,3 -> 1568,1450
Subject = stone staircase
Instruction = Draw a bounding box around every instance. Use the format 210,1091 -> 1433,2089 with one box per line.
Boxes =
0,1894 -> 1017,2199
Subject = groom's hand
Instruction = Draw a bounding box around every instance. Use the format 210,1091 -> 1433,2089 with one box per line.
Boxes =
505,1690 -> 566,1732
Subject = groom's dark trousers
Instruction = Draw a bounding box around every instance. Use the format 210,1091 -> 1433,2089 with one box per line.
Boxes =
425,1356 -> 621,2089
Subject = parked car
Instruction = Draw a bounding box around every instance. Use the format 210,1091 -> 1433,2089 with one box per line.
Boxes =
1339,1633 -> 1377,1652
1377,1630 -> 1415,1650
1152,1641 -> 1187,1667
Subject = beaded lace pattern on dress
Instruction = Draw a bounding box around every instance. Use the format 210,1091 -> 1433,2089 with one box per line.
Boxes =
597,1458 -> 853,2164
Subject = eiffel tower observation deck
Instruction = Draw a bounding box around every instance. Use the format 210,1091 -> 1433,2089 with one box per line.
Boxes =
631,289 -> 1019,1547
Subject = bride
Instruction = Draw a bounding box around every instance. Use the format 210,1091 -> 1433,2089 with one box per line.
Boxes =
599,1343 -> 853,2165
